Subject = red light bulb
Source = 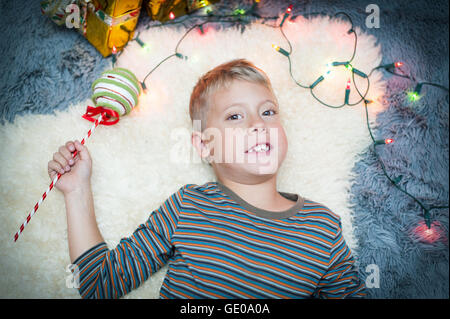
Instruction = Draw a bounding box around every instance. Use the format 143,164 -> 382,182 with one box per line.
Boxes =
412,220 -> 445,244
346,79 -> 351,90
169,12 -> 175,19
385,138 -> 394,144
286,4 -> 293,13
112,45 -> 117,54
394,61 -> 403,68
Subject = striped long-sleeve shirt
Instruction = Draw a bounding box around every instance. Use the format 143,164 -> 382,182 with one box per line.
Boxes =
71,181 -> 367,299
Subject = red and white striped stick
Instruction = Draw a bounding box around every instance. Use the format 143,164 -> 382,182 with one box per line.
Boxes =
13,112 -> 106,242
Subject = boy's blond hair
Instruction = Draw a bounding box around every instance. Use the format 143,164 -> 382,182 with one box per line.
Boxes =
189,58 -> 277,132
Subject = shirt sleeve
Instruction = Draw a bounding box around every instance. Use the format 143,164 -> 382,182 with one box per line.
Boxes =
70,185 -> 185,299
313,219 -> 367,299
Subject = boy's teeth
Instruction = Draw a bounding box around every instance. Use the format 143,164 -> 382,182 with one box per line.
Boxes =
249,144 -> 269,153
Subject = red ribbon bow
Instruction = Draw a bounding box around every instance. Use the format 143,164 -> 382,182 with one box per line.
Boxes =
82,106 -> 120,126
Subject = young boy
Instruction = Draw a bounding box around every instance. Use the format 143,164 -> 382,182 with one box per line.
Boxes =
49,59 -> 367,299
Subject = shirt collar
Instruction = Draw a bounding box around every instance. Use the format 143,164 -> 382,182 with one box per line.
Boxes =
211,181 -> 304,220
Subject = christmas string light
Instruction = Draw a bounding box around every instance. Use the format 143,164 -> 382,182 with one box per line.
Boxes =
278,10 -> 371,107
134,32 -> 151,51
135,36 -> 145,47
407,82 -> 449,102
356,87 -> 446,229
198,0 -> 210,8
114,1 -> 448,230
368,61 -> 449,103
310,75 -> 325,89
111,45 -> 117,67
378,61 -> 404,70
411,220 -> 446,244
332,61 -> 348,66
408,83 -> 423,102
344,78 -> 351,104
271,44 -> 290,57
140,22 -> 197,89
233,8 -> 246,16
345,58 -> 447,229
374,138 -> 395,145
279,4 -> 293,27
141,2 -> 273,33
351,66 -> 368,78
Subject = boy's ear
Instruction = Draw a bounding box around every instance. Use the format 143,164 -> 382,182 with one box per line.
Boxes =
191,131 -> 212,161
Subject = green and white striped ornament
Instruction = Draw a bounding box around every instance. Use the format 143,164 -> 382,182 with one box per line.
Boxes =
91,68 -> 141,117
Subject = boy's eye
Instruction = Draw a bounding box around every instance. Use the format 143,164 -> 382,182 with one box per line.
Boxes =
227,114 -> 242,120
263,109 -> 277,116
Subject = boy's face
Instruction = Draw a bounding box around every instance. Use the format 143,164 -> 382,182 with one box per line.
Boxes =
195,79 -> 288,180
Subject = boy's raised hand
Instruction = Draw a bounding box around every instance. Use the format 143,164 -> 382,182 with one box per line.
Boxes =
47,140 -> 92,195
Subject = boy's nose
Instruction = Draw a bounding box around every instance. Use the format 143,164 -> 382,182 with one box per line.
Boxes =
248,117 -> 267,134
248,126 -> 267,134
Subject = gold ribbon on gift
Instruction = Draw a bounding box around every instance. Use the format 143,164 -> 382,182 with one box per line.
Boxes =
89,4 -> 141,27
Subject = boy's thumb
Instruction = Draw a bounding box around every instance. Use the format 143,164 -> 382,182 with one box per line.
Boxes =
74,140 -> 90,160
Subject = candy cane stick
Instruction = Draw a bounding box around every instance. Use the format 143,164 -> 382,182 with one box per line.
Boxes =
13,112 -> 105,242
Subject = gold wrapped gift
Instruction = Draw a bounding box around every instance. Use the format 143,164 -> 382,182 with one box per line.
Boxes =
41,0 -> 143,57
80,0 -> 143,57
146,0 -> 220,22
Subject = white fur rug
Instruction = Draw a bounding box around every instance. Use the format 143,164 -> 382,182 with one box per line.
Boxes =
0,15 -> 386,298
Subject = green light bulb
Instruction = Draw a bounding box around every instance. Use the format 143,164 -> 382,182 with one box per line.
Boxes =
408,91 -> 420,102
408,83 -> 423,102
135,37 -> 145,47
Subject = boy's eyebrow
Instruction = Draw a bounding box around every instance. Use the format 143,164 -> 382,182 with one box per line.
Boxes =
221,99 -> 276,112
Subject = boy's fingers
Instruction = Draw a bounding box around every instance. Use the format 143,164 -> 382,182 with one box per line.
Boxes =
48,160 -> 65,175
59,145 -> 74,165
53,152 -> 69,171
65,141 -> 75,152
